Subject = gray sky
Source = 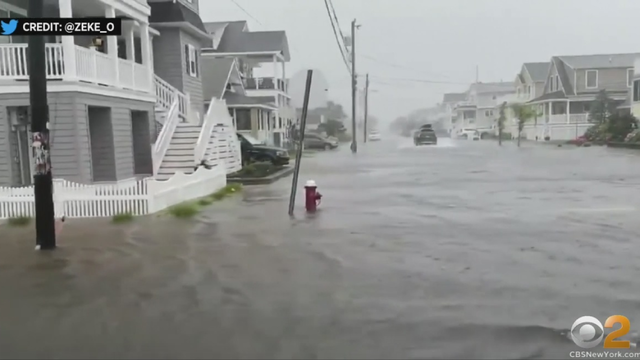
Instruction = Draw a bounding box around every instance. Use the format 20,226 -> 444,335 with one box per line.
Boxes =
199,0 -> 640,122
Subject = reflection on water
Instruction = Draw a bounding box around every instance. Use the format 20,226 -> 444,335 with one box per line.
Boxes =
2,139 -> 640,359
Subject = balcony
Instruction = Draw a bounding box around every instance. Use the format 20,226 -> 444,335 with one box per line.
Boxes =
0,43 -> 152,93
244,77 -> 287,92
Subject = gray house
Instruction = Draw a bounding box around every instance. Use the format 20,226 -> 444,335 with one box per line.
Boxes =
201,20 -> 294,146
529,53 -> 639,125
514,62 -> 550,102
148,0 -> 211,121
0,0 -> 156,187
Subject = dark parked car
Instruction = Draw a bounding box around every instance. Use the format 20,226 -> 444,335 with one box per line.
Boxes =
303,133 -> 339,150
414,124 -> 438,145
237,133 -> 290,166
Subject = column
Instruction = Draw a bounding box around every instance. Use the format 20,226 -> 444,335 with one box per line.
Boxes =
140,22 -> 152,92
566,100 -> 570,123
59,0 -> 76,80
281,59 -> 286,93
548,102 -> 552,122
105,5 -> 119,87
125,24 -> 135,61
273,55 -> 279,130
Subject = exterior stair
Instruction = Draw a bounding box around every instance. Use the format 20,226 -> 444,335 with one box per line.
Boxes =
155,123 -> 201,181
154,106 -> 167,140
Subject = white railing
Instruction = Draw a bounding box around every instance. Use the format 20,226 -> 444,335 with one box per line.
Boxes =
546,113 -> 590,124
194,98 -> 218,165
0,166 -> 227,219
152,98 -> 180,175
154,75 -> 189,120
0,43 -> 64,79
0,44 -> 152,93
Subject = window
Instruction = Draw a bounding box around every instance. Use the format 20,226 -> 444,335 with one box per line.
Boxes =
634,80 -> 640,102
628,68 -> 634,88
235,109 -> 251,130
586,70 -> 598,89
485,110 -> 493,117
549,76 -> 555,92
184,44 -> 198,77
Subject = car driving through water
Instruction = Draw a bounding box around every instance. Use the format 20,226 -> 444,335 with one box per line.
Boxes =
413,124 -> 438,145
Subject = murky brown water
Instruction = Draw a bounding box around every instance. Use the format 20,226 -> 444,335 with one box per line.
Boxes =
2,138 -> 640,359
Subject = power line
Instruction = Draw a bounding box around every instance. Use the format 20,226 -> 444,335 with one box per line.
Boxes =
359,53 -> 468,82
228,0 -> 264,27
323,0 -> 351,75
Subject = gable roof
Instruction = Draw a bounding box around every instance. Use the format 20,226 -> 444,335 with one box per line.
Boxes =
203,20 -> 291,61
551,57 -> 575,96
148,1 -> 210,41
201,57 -> 237,101
523,62 -> 550,82
558,53 -> 640,69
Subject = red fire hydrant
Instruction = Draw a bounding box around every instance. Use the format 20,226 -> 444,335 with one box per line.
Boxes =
304,180 -> 322,212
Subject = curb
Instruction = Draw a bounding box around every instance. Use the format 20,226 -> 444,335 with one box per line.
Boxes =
227,166 -> 295,185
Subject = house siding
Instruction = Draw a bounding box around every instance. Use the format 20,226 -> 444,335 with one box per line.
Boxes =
0,92 -> 154,187
575,68 -> 631,93
180,30 -> 205,121
152,28 -> 184,91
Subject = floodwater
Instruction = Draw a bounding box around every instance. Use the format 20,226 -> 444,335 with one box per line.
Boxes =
3,136 -> 640,359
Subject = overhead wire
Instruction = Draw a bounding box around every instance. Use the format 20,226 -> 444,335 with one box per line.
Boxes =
323,0 -> 352,75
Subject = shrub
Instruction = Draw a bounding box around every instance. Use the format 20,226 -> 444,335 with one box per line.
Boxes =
112,212 -> 134,224
7,216 -> 31,226
168,203 -> 200,218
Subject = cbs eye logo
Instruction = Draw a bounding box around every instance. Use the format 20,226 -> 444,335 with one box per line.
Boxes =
570,315 -> 631,349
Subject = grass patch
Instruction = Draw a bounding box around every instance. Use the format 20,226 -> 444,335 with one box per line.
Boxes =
7,215 -> 31,227
168,184 -> 243,218
232,162 -> 282,178
112,212 -> 134,224
168,202 -> 200,218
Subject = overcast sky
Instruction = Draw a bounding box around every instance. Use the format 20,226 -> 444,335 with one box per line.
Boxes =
199,0 -> 640,122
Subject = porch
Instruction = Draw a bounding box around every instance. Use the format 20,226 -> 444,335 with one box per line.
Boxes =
537,100 -> 590,124
0,0 -> 153,95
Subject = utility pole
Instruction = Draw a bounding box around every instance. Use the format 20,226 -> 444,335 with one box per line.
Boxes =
29,0 -> 56,250
363,73 -> 369,143
350,19 -> 357,153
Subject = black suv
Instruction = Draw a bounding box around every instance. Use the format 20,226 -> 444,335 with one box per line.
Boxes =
237,133 -> 290,166
414,124 -> 438,145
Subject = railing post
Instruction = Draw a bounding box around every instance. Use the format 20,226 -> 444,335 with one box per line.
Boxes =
59,0 -> 76,81
105,5 -> 119,87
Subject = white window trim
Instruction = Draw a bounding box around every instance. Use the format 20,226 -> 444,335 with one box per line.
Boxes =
550,76 -> 555,91
585,70 -> 598,89
627,68 -> 633,88
186,44 -> 197,77
555,75 -> 560,91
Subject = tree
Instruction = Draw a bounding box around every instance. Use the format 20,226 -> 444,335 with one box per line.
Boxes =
497,102 -> 506,146
606,113 -> 638,141
588,90 -> 617,125
511,103 -> 537,147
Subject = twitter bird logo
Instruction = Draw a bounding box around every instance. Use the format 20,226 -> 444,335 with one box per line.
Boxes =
1,19 -> 18,35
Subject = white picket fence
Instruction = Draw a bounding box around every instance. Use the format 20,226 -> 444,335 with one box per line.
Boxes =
0,165 -> 227,219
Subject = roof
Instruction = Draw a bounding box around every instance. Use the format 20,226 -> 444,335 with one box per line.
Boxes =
201,57 -> 236,101
204,20 -> 291,61
553,57 -> 575,96
528,90 -> 567,103
558,53 -> 640,69
148,1 -> 208,37
442,92 -> 467,103
223,92 -> 276,109
523,62 -> 550,82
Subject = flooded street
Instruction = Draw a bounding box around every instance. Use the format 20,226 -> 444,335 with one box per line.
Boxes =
3,137 -> 640,359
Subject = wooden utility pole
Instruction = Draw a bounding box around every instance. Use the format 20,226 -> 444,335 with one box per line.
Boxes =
29,0 -> 56,250
363,73 -> 369,143
350,19 -> 357,153
288,70 -> 313,216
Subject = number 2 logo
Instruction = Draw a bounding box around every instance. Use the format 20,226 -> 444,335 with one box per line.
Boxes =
603,315 -> 630,349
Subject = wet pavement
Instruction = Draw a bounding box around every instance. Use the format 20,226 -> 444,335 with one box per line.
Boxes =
3,137 -> 640,359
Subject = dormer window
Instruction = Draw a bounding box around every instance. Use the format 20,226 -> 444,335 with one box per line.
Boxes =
586,70 -> 598,89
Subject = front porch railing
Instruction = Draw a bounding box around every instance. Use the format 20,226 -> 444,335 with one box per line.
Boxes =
546,113 -> 589,124
0,44 -> 152,93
